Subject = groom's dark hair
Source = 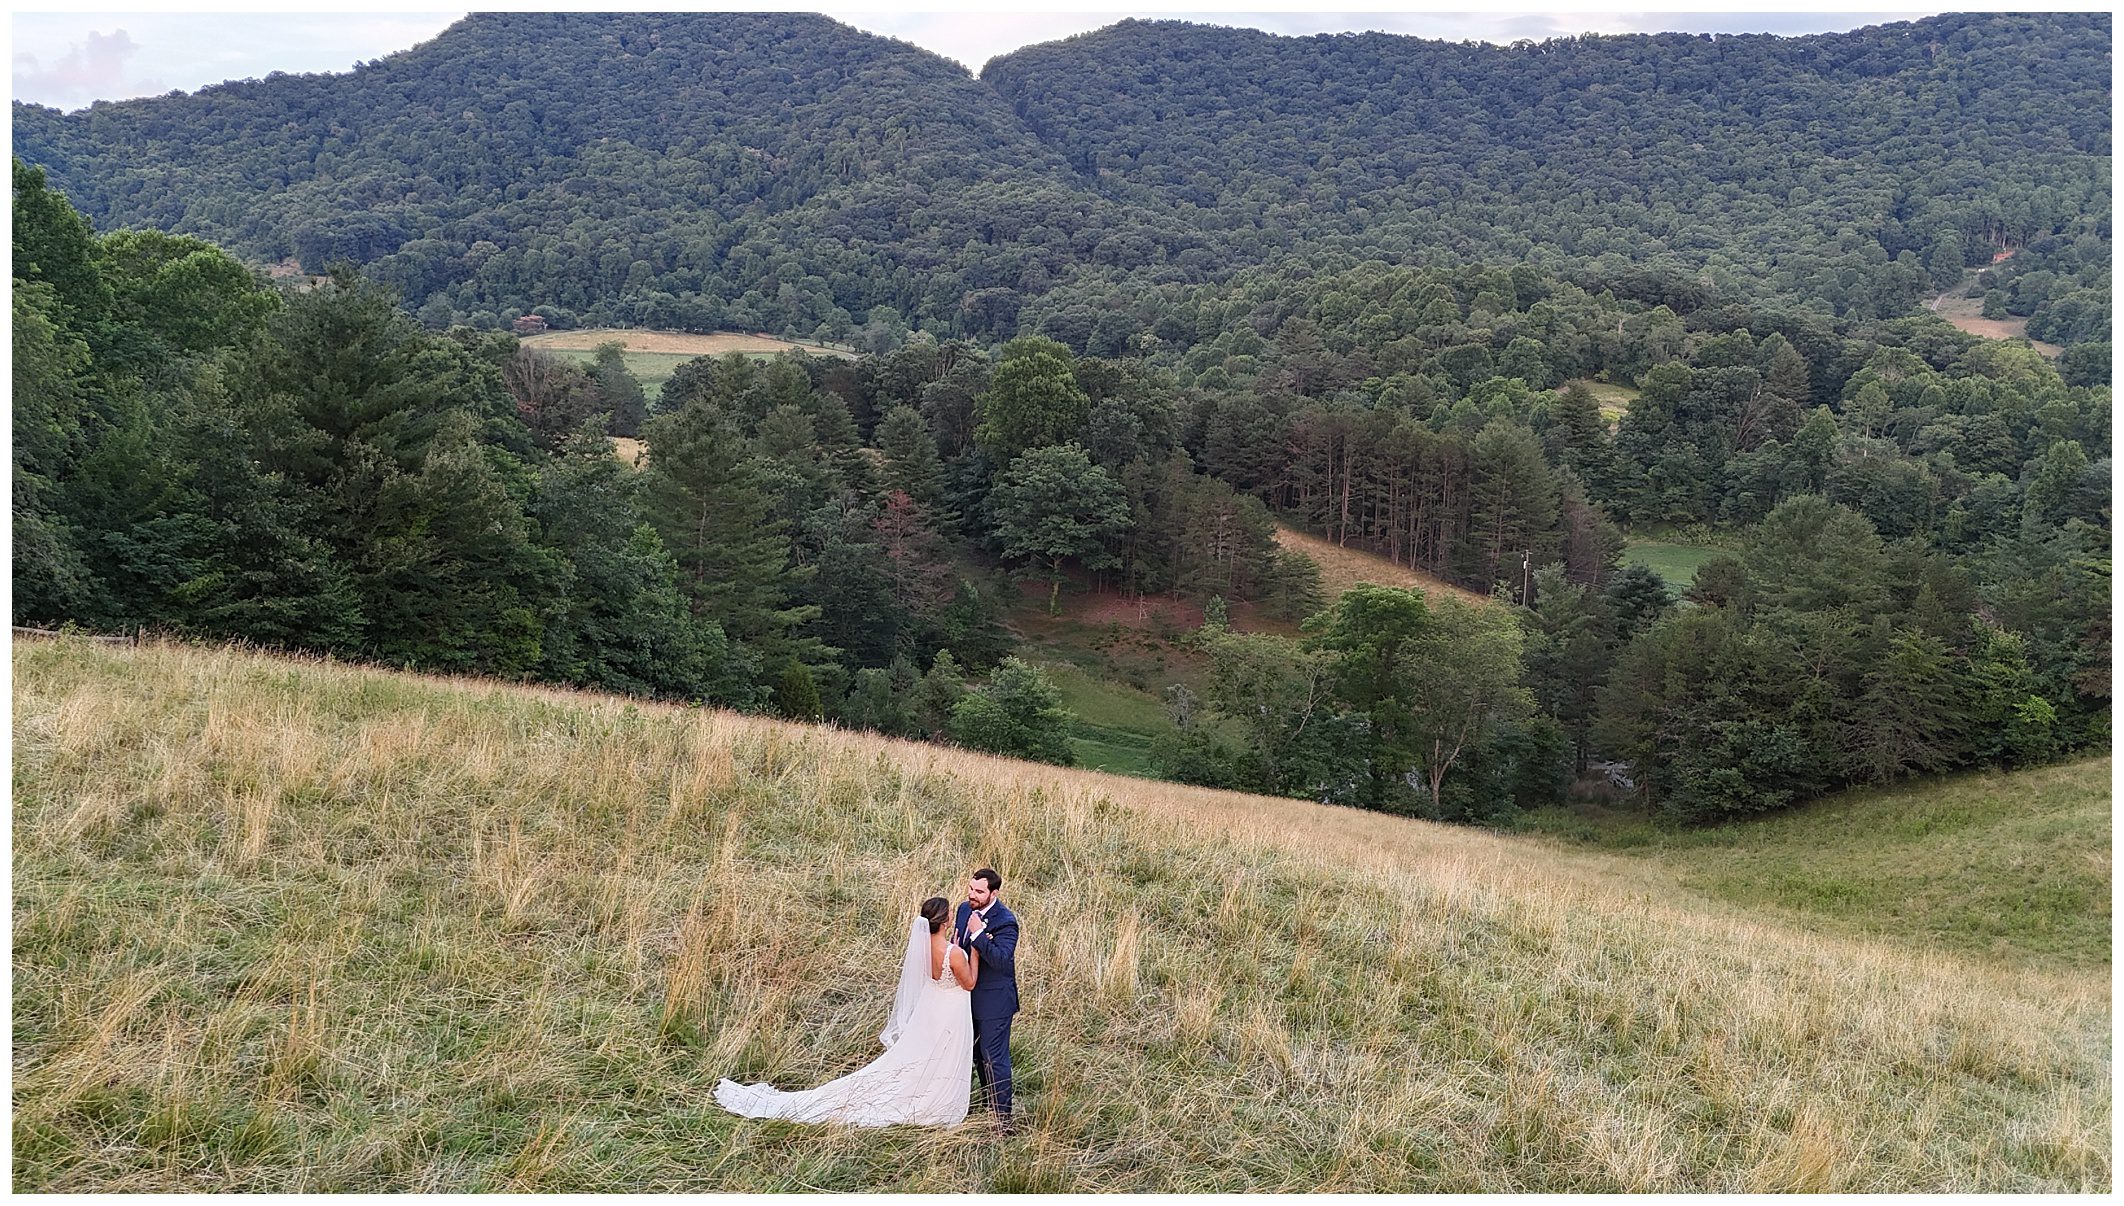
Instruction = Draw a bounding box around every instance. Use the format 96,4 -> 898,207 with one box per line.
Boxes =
920,897 -> 951,932
973,868 -> 1001,892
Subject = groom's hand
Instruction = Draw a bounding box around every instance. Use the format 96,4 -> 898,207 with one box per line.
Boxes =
968,914 -> 986,940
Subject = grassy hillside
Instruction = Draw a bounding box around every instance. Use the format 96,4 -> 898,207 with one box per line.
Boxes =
13,637 -> 2109,1191
1271,525 -> 1487,605
1523,758 -> 2111,971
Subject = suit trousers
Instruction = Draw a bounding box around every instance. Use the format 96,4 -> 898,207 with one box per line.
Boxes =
971,1012 -> 1013,1117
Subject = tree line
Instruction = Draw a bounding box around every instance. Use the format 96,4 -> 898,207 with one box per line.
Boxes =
14,161 -> 2108,825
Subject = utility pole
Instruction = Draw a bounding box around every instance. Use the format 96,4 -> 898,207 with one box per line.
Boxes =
1522,548 -> 1532,606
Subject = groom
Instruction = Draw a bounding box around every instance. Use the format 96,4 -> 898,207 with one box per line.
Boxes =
955,867 -> 1020,1133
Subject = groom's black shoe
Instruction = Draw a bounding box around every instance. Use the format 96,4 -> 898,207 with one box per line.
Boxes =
998,1115 -> 1018,1137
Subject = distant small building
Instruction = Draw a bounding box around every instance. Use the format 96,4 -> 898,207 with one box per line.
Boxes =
512,314 -> 549,335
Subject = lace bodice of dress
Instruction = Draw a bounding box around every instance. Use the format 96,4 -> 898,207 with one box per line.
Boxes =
935,940 -> 969,991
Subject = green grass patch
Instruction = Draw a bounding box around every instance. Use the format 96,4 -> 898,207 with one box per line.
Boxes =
1620,540 -> 1726,592
1030,659 -> 1172,779
1565,378 -> 1640,426
1069,733 -> 1161,778
1521,757 -> 2112,970
1035,660 -> 1172,735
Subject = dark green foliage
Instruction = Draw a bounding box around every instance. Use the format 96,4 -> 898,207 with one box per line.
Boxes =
840,667 -> 912,736
356,416 -> 561,676
986,443 -> 1131,613
909,650 -> 971,737
1302,586 -> 1434,811
2058,341 -> 2110,387
1520,567 -> 1619,772
1604,565 -> 1674,633
1193,629 -> 1337,797
531,431 -> 757,704
987,13 -> 2106,327
948,657 -> 1074,765
773,661 -> 824,722
974,337 -> 1091,463
874,405 -> 952,523
12,160 -> 111,332
637,399 -> 819,669
588,342 -> 648,437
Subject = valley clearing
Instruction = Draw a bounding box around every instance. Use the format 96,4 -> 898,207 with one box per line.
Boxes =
12,637 -> 2109,1191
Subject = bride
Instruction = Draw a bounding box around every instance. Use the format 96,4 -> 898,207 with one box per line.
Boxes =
714,896 -> 975,1127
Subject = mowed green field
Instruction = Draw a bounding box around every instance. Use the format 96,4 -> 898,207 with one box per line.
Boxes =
1523,757 -> 2112,971
1620,540 -> 1726,592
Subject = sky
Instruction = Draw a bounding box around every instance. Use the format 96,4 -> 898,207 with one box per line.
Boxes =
11,5 -> 1971,113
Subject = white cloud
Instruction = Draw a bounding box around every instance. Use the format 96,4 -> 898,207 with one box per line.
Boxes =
13,28 -> 158,110
11,12 -> 465,110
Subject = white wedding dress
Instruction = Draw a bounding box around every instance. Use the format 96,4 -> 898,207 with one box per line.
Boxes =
714,919 -> 973,1127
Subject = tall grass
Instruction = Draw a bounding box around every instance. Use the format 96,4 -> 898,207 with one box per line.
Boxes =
12,637 -> 2109,1190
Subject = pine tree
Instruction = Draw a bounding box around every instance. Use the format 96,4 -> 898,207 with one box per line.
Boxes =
910,649 -> 969,738
1466,419 -> 1558,593
874,404 -> 952,522
588,341 -> 648,436
773,661 -> 824,721
639,399 -> 819,669
531,430 -> 750,701
1846,626 -> 1969,782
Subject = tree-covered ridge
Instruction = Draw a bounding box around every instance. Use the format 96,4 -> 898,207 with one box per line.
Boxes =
13,11 -> 2111,342
9,12 -> 1185,341
987,14 -> 2110,321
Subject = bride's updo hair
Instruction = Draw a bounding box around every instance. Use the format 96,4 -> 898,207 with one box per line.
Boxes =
920,896 -> 951,933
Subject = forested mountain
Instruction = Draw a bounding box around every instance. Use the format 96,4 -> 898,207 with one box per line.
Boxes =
988,14 -> 2110,325
10,12 -> 1174,341
13,12 -> 2111,344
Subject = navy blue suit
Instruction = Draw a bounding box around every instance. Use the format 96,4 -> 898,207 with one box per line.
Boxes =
954,899 -> 1020,1118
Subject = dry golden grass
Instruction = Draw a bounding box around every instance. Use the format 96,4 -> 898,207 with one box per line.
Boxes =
1929,285 -> 2066,358
1272,523 -> 1489,605
12,636 -> 2110,1191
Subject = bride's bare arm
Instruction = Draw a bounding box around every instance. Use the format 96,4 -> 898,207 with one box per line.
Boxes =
949,941 -> 977,990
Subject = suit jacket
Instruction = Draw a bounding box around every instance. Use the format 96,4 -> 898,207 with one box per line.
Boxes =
954,899 -> 1020,1020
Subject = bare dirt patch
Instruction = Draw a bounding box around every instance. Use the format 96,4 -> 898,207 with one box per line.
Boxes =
522,328 -> 855,358
610,437 -> 647,467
